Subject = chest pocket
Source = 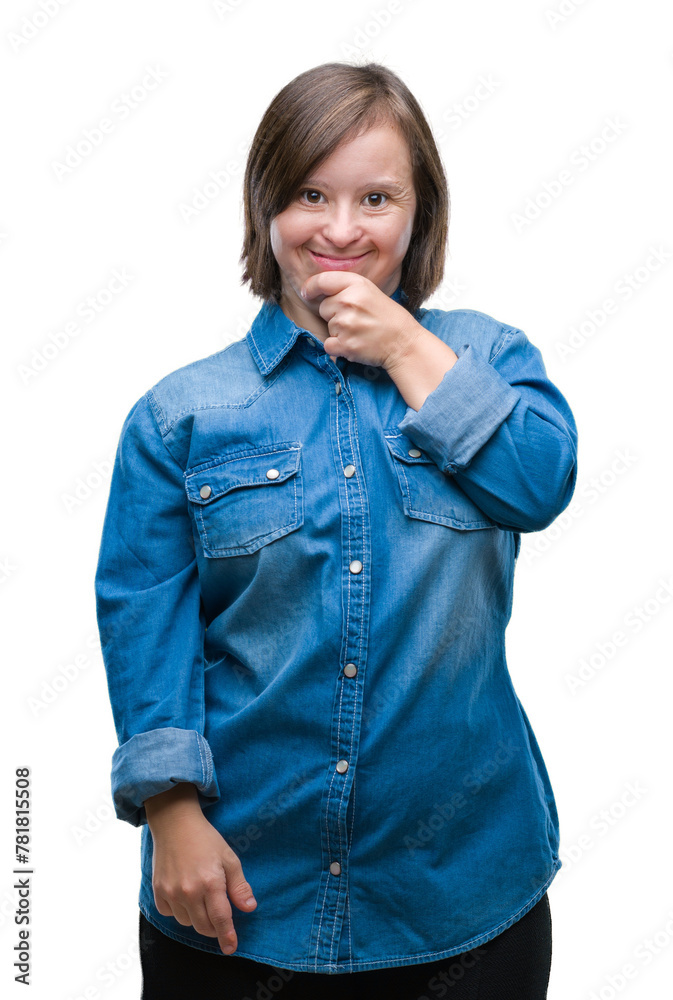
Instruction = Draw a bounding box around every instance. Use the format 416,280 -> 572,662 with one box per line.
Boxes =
384,432 -> 496,530
184,442 -> 304,557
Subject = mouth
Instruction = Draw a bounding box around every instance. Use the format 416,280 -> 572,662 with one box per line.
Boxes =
307,248 -> 371,270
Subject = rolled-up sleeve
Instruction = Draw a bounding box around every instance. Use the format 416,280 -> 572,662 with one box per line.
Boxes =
397,326 -> 578,532
94,392 -> 220,827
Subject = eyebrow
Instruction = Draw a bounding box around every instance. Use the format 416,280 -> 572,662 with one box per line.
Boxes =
302,177 -> 408,195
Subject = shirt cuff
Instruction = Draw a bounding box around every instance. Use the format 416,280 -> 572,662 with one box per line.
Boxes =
397,343 -> 521,474
111,728 -> 220,827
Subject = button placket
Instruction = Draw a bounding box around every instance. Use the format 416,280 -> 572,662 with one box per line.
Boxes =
308,353 -> 370,969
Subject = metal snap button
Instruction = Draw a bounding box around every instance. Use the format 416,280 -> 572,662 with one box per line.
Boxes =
199,485 -> 212,499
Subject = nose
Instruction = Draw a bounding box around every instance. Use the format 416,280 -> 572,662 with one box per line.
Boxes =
320,201 -> 364,250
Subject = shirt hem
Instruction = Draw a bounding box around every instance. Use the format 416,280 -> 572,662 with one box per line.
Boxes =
138,857 -> 561,974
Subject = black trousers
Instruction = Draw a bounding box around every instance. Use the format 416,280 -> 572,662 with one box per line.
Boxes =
139,892 -> 552,999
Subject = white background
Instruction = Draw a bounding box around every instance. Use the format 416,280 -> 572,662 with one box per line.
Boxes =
2,1 -> 672,997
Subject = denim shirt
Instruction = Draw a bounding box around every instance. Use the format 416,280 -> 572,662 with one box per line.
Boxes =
94,284 -> 578,974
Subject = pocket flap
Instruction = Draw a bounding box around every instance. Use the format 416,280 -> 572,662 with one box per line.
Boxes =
384,432 -> 496,530
185,443 -> 301,505
383,433 -> 435,465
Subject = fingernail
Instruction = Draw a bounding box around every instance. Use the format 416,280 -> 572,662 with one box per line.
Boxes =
245,897 -> 256,906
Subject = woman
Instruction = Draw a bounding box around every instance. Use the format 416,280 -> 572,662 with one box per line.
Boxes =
95,61 -> 577,999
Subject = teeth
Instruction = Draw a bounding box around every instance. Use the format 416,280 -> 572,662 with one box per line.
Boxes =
313,252 -> 362,261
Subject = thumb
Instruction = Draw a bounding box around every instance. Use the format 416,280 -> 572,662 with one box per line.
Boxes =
226,867 -> 257,910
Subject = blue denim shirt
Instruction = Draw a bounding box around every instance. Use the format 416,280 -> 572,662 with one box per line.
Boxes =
94,284 -> 578,974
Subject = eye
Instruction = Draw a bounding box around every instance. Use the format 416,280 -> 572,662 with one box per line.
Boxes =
365,192 -> 387,208
300,189 -> 323,205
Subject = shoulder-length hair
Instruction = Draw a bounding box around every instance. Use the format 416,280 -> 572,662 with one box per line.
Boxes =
240,62 -> 449,315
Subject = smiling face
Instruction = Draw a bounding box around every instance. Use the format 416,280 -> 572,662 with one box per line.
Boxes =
269,121 -> 417,340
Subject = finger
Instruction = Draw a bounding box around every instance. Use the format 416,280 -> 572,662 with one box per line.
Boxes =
166,898 -> 193,927
204,892 -> 239,954
184,898 -> 219,939
317,297 -> 340,324
323,336 -> 340,354
224,860 -> 257,913
302,270 -> 357,302
154,888 -> 183,920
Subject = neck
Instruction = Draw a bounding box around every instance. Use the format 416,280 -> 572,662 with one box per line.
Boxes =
279,289 -> 330,343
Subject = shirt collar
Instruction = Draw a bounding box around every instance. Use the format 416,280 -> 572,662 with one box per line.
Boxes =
246,283 -> 409,376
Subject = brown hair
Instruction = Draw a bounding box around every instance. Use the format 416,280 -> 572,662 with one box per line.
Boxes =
239,62 -> 449,315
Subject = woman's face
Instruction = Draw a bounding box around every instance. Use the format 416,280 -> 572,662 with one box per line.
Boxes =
269,122 -> 417,332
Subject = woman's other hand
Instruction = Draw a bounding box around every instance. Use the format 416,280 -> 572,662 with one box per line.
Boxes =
144,783 -> 257,955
